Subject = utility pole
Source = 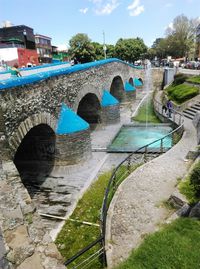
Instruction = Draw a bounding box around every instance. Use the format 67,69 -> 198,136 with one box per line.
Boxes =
103,31 -> 107,59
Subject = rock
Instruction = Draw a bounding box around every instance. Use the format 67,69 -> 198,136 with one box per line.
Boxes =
5,225 -> 31,249
167,195 -> 185,209
189,202 -> 200,218
16,253 -> 43,269
44,243 -> 63,260
176,204 -> 191,217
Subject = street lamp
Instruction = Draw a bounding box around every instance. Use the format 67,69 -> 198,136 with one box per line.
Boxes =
103,31 -> 107,59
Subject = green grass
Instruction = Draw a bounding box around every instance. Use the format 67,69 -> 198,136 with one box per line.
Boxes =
178,176 -> 197,204
166,84 -> 199,104
55,171 -> 112,269
115,218 -> 200,269
186,76 -> 200,84
55,165 -> 140,268
132,99 -> 161,123
179,160 -> 200,204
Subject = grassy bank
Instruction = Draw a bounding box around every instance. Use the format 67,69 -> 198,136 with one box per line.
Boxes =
166,83 -> 199,104
132,98 -> 160,123
55,164 -> 140,268
115,218 -> 200,269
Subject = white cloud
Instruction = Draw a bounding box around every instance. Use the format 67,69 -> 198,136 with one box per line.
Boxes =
90,0 -> 119,15
127,0 -> 144,17
79,7 -> 89,14
56,44 -> 68,51
165,3 -> 173,8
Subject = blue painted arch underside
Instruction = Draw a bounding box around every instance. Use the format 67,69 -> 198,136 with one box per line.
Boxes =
101,90 -> 119,107
56,103 -> 89,134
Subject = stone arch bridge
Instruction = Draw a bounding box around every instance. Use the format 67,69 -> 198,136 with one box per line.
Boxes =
0,59 -> 162,166
0,58 -> 164,268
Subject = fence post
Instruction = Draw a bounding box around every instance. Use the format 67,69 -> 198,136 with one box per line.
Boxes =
144,146 -> 148,162
127,156 -> 131,173
173,110 -> 175,122
160,139 -> 163,153
113,175 -> 116,190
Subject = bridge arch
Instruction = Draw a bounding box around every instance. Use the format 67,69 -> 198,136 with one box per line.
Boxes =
110,76 -> 124,102
13,122 -> 56,196
8,112 -> 57,154
129,77 -> 134,86
77,93 -> 101,127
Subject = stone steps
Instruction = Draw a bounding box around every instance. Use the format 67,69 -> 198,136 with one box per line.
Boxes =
183,101 -> 200,120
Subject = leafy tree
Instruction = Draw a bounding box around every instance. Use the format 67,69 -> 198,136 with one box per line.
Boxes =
165,14 -> 200,58
105,44 -> 116,58
91,42 -> 104,60
92,42 -> 116,60
68,33 -> 96,63
115,37 -> 147,63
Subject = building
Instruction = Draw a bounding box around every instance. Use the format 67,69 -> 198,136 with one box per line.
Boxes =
0,25 -> 39,67
35,34 -> 52,64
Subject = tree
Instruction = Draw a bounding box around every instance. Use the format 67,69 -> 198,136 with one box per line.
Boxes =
115,37 -> 147,63
165,14 -> 200,59
91,42 -> 104,60
92,42 -> 116,60
149,38 -> 169,59
68,33 -> 96,63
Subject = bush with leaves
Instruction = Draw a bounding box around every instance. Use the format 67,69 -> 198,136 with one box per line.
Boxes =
166,84 -> 199,104
173,73 -> 188,86
190,161 -> 200,197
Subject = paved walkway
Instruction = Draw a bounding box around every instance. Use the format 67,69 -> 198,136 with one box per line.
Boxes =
106,113 -> 198,267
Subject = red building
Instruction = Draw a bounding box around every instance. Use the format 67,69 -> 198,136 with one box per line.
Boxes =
0,25 -> 39,67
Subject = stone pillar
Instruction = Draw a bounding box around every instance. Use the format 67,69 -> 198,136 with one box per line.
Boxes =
55,129 -> 92,165
123,82 -> 136,102
101,103 -> 120,124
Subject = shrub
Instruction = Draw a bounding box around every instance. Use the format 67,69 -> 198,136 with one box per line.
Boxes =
167,84 -> 199,104
173,73 -> 188,85
186,76 -> 200,84
179,176 -> 197,204
190,161 -> 200,197
179,161 -> 200,203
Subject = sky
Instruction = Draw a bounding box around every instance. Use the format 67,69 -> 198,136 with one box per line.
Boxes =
1,0 -> 200,50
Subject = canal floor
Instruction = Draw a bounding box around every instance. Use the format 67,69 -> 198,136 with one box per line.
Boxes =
29,88 -> 148,240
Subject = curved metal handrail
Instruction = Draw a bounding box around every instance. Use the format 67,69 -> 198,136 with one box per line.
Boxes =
100,97 -> 184,265
63,97 -> 184,268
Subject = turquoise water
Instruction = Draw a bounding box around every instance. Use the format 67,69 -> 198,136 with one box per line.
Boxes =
108,125 -> 172,152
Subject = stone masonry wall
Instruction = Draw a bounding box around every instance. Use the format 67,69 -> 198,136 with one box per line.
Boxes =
101,104 -> 120,124
151,68 -> 164,91
55,129 -> 92,165
0,160 -> 66,269
0,61 -> 141,157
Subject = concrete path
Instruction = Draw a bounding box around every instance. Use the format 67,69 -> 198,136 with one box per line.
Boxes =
106,116 -> 198,268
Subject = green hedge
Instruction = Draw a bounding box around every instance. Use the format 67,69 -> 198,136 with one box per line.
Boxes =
173,73 -> 188,85
186,76 -> 200,84
166,84 -> 199,104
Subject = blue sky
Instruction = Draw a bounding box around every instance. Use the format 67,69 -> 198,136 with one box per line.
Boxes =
1,0 -> 200,49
